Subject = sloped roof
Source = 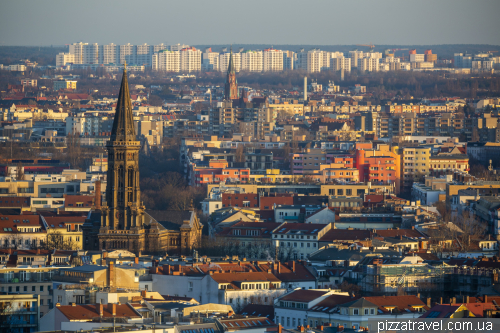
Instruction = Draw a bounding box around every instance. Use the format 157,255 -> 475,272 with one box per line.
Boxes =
57,303 -> 141,320
279,289 -> 327,302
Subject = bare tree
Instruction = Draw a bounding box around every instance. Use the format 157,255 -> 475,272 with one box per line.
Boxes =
15,162 -> 24,181
234,145 -> 245,163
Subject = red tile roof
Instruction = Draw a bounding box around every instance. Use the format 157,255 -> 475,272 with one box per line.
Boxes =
63,195 -> 94,208
365,295 -> 428,314
57,303 -> 141,320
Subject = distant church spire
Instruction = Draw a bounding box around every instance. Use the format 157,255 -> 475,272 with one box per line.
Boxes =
224,46 -> 239,100
111,67 -> 136,142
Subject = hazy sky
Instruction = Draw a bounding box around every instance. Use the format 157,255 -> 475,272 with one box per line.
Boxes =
1,0 -> 499,46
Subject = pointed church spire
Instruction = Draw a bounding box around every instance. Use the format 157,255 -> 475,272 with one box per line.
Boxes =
224,46 -> 239,100
228,45 -> 235,75
111,67 -> 136,142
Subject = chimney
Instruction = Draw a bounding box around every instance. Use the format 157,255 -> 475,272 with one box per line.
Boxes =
134,257 -> 139,264
451,297 -> 456,304
98,303 -> 103,317
400,235 -> 403,240
95,180 -> 101,210
103,251 -> 108,259
484,295 -> 488,303
440,297 -> 443,304
292,261 -> 296,272
417,293 -> 420,299
426,297 -> 431,307
466,296 -> 469,303
337,326 -> 344,333
277,263 -> 281,274
71,302 -> 76,306
36,248 -> 40,255
107,261 -> 115,288
141,290 -> 147,298
278,324 -> 282,333
318,326 -> 324,331
108,303 -> 116,316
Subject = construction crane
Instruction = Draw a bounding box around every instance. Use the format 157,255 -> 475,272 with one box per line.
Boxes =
356,44 -> 375,51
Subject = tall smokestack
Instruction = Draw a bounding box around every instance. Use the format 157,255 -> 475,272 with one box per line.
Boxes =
304,77 -> 307,102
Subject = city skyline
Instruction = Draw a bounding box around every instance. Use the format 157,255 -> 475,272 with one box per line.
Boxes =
1,0 -> 500,46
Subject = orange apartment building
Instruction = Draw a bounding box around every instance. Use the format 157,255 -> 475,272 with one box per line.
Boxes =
191,160 -> 250,187
355,145 -> 401,193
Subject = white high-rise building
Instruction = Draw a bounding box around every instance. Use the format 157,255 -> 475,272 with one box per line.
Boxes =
152,50 -> 180,72
263,48 -> 283,72
220,52 -> 241,72
56,53 -> 75,67
119,43 -> 136,64
68,42 -> 98,64
306,49 -> 323,73
297,51 -> 308,71
202,48 -> 220,71
68,42 -> 87,64
320,51 -> 331,71
99,43 -> 118,64
357,58 -> 379,72
81,43 -> 99,64
242,50 -> 264,72
330,56 -> 351,72
409,54 -> 425,62
348,50 -> 364,68
180,47 -> 202,72
283,51 -> 295,70
136,44 -> 153,66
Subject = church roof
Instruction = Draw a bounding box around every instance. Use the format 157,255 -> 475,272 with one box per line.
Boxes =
110,67 -> 136,142
146,210 -> 193,231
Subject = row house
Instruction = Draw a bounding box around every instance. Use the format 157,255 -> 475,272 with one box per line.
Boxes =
151,262 -> 286,312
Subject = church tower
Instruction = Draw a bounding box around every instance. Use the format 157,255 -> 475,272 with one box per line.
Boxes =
99,65 -> 145,249
224,46 -> 239,100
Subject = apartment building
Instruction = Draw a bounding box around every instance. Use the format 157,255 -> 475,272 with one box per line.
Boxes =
56,53 -> 75,67
220,52 -> 241,73
98,43 -> 118,64
136,43 -> 153,66
330,56 -> 351,72
241,50 -> 263,72
400,147 -> 431,193
263,49 -> 283,72
357,58 -> 379,72
283,50 -> 295,70
202,49 -> 220,71
191,160 -> 250,187
273,222 -> 332,260
180,47 -> 202,72
119,43 -> 136,64
152,50 -> 180,72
